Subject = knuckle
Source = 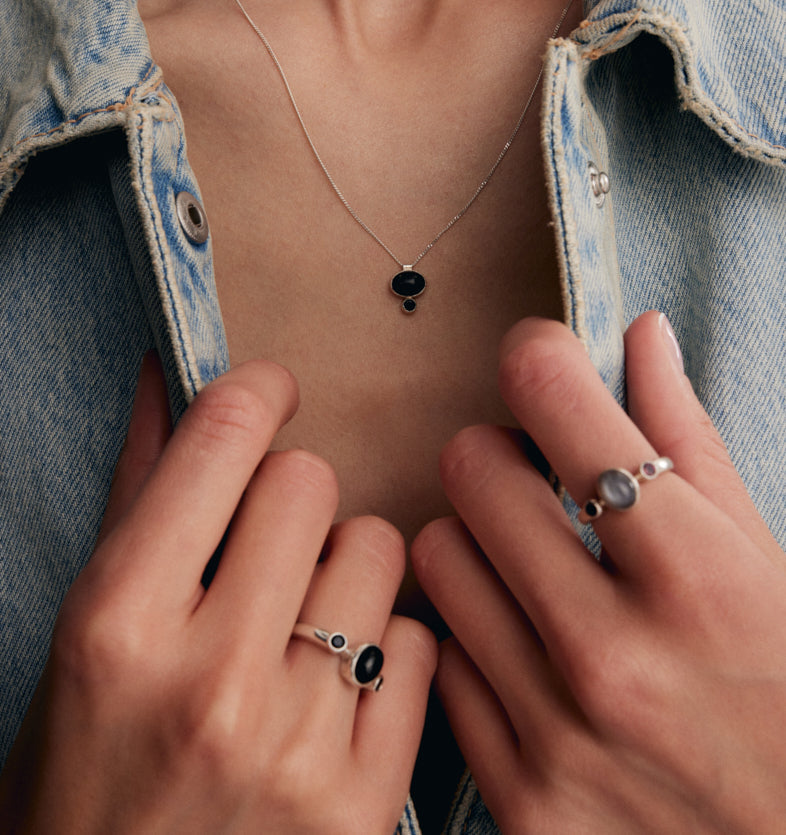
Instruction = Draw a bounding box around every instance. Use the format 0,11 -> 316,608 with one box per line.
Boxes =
259,737 -> 328,818
411,516 -> 462,583
700,430 -> 736,473
51,598 -> 145,689
439,425 -> 498,492
266,448 -> 339,499
176,692 -> 257,790
187,382 -> 276,451
339,515 -> 406,584
664,410 -> 732,473
498,333 -> 583,419
396,617 -> 439,675
568,636 -> 654,734
221,358 -> 299,417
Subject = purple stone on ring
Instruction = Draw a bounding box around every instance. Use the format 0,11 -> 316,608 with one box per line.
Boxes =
641,461 -> 657,478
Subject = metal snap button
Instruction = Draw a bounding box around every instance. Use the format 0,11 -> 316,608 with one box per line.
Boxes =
588,162 -> 610,208
175,191 -> 209,244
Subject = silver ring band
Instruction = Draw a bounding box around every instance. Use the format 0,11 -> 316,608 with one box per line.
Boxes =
292,623 -> 384,691
578,456 -> 674,524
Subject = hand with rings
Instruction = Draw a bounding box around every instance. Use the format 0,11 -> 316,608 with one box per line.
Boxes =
413,312 -> 786,833
0,355 -> 436,833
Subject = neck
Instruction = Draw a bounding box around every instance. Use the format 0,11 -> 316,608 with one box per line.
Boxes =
323,0 -> 444,58
321,0 -> 577,63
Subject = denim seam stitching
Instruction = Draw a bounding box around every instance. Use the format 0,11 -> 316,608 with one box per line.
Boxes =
542,43 -> 586,343
0,64 -> 162,162
130,107 -> 199,398
575,9 -> 786,164
582,9 -> 643,61
0,67 -> 174,214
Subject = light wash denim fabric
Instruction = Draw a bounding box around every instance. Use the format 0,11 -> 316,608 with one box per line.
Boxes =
1,0 -> 785,832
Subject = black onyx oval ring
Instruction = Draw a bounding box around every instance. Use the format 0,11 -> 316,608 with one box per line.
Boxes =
578,456 -> 674,524
291,623 -> 384,691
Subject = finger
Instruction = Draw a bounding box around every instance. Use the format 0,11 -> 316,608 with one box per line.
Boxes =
433,429 -> 618,655
412,515 -> 583,727
498,317 -> 656,498
496,318 -> 721,574
274,518 -> 409,749
435,639 -> 528,828
299,517 -> 406,638
197,449 -> 339,653
97,359 -> 299,606
625,312 -> 775,552
288,517 -> 406,701
96,351 -> 171,546
352,616 -> 436,827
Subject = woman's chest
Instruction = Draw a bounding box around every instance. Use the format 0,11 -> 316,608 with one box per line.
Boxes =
199,116 -> 562,536
142,0 -> 568,612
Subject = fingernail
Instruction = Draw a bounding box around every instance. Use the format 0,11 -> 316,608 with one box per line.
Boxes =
658,313 -> 684,375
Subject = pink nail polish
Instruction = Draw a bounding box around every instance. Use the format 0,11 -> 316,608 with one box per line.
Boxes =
658,313 -> 684,375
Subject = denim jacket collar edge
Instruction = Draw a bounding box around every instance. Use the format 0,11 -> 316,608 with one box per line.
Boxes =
577,0 -> 786,163
3,0 -> 785,179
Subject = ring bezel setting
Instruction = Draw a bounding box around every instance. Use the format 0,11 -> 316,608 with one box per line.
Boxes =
346,643 -> 385,690
578,457 -> 673,524
292,625 -> 384,691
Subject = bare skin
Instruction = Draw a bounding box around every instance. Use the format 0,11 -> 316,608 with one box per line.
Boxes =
0,356 -> 437,834
137,0 -> 583,620
133,3 -> 584,825
7,2 -> 786,834
3,2 -> 786,826
413,313 -> 786,832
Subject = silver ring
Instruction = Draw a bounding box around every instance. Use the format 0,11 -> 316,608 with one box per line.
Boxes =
578,457 -> 673,524
291,623 -> 384,691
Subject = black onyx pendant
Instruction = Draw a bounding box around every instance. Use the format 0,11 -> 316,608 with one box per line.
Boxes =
390,268 -> 426,314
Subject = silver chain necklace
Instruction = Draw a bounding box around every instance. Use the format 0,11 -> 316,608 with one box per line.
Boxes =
233,0 -> 575,313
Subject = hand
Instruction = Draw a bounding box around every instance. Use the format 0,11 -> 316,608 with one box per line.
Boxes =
413,313 -> 786,833
0,353 -> 435,834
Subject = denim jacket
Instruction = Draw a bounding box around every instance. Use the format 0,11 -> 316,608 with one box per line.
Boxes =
1,0 -> 784,832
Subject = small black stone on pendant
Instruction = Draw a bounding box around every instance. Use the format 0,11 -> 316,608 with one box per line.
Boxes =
390,269 -> 426,313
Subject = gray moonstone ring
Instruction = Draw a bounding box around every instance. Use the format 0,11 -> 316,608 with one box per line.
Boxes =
578,457 -> 674,524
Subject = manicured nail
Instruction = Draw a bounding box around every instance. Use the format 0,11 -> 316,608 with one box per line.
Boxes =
658,313 -> 684,375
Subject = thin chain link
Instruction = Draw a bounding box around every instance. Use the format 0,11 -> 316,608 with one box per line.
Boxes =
233,0 -> 575,270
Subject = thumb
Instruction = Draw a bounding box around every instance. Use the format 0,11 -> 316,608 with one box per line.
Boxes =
96,351 -> 172,545
625,311 -> 773,550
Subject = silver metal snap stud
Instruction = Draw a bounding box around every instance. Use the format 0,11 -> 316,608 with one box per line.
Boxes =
588,162 -> 610,208
175,191 -> 209,244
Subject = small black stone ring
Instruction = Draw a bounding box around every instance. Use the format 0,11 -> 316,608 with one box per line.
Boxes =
291,623 -> 384,691
578,456 -> 674,524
